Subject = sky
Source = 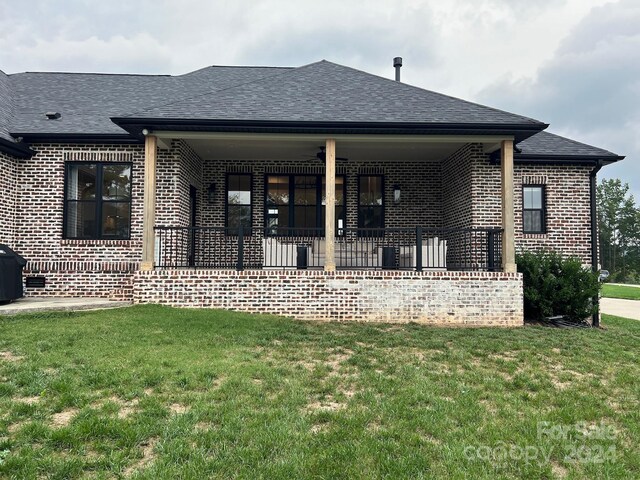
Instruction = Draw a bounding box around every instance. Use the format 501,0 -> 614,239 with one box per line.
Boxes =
0,0 -> 638,200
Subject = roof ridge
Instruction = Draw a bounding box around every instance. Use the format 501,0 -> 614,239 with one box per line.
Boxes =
124,60 -> 325,117
319,60 -> 545,125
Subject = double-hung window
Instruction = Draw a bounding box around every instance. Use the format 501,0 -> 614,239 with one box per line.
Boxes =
522,185 -> 546,233
64,162 -> 132,239
226,174 -> 252,232
265,174 -> 345,235
358,175 -> 384,230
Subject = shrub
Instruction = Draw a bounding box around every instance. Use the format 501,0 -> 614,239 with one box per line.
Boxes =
516,250 -> 601,323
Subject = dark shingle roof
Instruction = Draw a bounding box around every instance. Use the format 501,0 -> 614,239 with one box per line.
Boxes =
517,131 -> 623,160
0,60 -> 624,163
8,66 -> 292,135
0,70 -> 13,142
126,60 -> 544,126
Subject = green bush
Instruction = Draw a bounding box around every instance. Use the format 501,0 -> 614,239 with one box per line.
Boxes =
516,250 -> 601,322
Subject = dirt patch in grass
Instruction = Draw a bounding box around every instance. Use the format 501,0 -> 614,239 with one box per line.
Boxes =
8,420 -> 26,434
51,408 -> 79,428
118,398 -> 140,419
123,437 -> 158,477
169,403 -> 189,414
305,395 -> 347,413
0,351 -> 24,362
14,395 -> 41,405
551,460 -> 568,478
310,423 -> 329,434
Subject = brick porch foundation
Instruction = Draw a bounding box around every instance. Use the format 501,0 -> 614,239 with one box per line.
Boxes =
133,270 -> 524,326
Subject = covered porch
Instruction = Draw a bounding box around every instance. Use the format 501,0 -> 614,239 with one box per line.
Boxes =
141,132 -> 516,274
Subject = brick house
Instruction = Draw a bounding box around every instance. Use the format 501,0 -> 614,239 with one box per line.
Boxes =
0,60 -> 624,325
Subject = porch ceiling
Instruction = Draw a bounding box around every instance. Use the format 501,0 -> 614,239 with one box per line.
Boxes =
168,133 -> 509,162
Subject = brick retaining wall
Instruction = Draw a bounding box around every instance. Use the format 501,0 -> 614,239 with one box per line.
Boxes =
133,269 -> 524,326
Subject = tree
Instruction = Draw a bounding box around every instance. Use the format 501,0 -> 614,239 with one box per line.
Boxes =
597,179 -> 640,282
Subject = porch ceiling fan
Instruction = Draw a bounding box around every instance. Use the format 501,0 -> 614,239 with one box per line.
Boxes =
310,146 -> 349,162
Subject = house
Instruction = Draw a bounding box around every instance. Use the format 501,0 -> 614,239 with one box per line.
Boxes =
0,60 -> 624,325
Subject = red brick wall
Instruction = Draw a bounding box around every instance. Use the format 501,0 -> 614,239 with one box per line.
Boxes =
134,269 -> 524,326
0,151 -> 18,245
469,151 -> 593,263
14,144 -> 145,298
7,140 -> 595,302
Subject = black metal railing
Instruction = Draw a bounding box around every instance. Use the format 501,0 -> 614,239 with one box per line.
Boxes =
154,226 -> 503,272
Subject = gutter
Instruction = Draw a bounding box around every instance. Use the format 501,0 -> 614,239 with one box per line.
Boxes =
0,137 -> 35,158
590,160 -> 603,328
110,117 -> 548,143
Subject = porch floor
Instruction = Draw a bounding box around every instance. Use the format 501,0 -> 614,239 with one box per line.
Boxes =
0,297 -> 131,316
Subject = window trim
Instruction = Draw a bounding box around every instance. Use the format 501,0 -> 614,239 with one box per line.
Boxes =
225,172 -> 253,233
263,173 -> 346,236
357,174 -> 385,231
522,184 -> 546,234
63,161 -> 133,240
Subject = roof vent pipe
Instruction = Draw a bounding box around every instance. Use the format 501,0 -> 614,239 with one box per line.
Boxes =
393,57 -> 402,82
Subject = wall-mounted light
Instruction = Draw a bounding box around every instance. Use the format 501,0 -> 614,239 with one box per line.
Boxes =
207,183 -> 216,203
393,185 -> 401,204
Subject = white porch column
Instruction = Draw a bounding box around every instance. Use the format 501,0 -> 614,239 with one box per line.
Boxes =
324,138 -> 336,272
141,134 -> 157,271
501,139 -> 516,273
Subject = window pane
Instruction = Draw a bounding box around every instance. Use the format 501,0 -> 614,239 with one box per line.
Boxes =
359,206 -> 383,229
267,176 -> 289,205
67,164 -> 96,200
227,205 -> 251,229
523,187 -> 542,209
360,176 -> 383,206
266,206 -> 290,233
66,201 -> 96,238
322,176 -> 345,205
523,210 -> 543,233
102,164 -> 131,200
294,205 -> 317,229
294,176 -> 317,205
101,202 -> 131,238
228,174 -> 251,205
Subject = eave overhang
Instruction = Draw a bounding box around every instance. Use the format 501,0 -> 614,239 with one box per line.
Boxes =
110,117 -> 549,143
0,137 -> 35,158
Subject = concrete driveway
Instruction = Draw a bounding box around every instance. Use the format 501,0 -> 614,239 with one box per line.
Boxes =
600,297 -> 640,320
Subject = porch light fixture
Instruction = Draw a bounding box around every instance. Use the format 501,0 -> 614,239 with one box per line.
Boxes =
393,185 -> 401,204
207,183 -> 216,203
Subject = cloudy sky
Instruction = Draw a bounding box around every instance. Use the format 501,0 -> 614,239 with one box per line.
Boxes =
1,0 -> 638,198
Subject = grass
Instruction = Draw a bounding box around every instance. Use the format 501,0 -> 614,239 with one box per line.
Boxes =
602,283 -> 640,301
0,306 -> 638,479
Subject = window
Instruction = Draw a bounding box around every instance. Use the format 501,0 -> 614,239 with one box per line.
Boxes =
523,185 -> 546,233
358,175 -> 384,229
265,174 -> 345,235
64,162 -> 132,239
226,174 -> 252,232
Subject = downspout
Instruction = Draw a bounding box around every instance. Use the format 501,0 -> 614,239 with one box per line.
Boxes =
590,160 -> 603,327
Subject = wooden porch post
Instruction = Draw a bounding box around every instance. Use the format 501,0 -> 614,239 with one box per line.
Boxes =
501,139 -> 516,273
325,138 -> 336,272
141,134 -> 157,271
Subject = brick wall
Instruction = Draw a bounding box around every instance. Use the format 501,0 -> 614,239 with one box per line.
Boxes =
134,269 -> 524,326
0,151 -> 18,245
8,140 -> 595,305
14,144 -> 145,298
468,150 -> 593,263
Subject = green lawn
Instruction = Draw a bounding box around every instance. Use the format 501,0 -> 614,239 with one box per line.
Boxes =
602,283 -> 640,301
0,306 -> 638,479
